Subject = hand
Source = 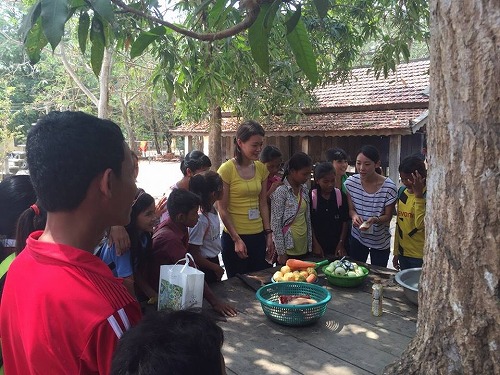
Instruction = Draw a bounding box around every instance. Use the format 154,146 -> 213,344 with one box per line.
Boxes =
108,226 -> 131,255
212,301 -> 238,317
213,265 -> 225,281
412,171 -> 426,198
234,238 -> 248,259
265,234 -> 274,253
352,214 -> 364,228
392,255 -> 400,270
277,254 -> 288,265
312,243 -> 324,258
335,242 -> 346,257
156,196 -> 168,216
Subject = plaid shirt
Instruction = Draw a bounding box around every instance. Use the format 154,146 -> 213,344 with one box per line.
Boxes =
270,178 -> 312,255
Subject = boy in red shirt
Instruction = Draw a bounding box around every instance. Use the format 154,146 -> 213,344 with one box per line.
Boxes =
0,111 -> 142,374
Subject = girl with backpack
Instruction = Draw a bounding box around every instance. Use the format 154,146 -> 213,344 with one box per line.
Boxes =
310,163 -> 349,258
270,152 -> 314,265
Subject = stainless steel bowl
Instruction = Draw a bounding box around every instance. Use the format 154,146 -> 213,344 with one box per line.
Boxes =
395,268 -> 421,305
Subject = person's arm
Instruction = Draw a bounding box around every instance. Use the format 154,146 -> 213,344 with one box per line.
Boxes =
217,181 -> 248,259
122,276 -> 136,298
312,232 -> 324,257
335,222 -> 348,257
270,188 -> 287,257
347,192 -> 363,227
203,281 -> 237,317
259,179 -> 274,254
189,243 -> 224,281
412,171 -> 426,230
134,273 -> 158,303
393,216 -> 401,270
107,226 -> 131,256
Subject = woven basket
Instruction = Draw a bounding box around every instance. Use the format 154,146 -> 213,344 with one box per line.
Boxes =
256,282 -> 331,326
322,265 -> 369,287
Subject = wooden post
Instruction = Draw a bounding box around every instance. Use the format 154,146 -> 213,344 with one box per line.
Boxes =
389,135 -> 401,185
184,135 -> 193,156
203,135 -> 210,157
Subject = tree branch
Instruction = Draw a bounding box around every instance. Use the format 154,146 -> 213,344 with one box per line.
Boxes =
109,0 -> 261,41
58,42 -> 99,106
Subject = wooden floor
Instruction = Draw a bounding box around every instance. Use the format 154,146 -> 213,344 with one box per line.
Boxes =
208,264 -> 418,375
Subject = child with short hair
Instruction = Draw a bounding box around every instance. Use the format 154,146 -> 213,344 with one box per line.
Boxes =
270,152 -> 314,265
310,163 -> 349,258
393,156 -> 427,270
149,189 -> 237,317
326,147 -> 350,193
188,171 -> 225,283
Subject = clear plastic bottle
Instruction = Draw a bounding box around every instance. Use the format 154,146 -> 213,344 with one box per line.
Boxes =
371,281 -> 383,316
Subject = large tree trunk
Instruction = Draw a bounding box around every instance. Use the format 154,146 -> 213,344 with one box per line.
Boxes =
209,104 -> 222,169
97,48 -> 113,119
385,1 -> 499,374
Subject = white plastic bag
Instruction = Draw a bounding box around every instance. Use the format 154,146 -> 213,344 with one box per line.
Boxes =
158,253 -> 205,311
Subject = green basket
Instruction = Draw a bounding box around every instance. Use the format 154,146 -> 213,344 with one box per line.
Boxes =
322,265 -> 369,287
256,282 -> 331,326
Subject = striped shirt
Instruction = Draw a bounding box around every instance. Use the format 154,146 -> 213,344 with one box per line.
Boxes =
345,174 -> 397,249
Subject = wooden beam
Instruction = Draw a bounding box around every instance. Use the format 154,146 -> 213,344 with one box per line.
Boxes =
389,135 -> 402,186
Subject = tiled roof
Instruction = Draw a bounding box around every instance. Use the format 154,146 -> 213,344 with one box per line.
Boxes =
170,108 -> 426,137
311,60 -> 429,109
171,60 -> 430,136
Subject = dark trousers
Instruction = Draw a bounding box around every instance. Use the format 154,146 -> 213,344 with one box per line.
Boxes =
399,255 -> 423,270
221,231 -> 271,278
200,256 -> 222,284
349,236 -> 390,267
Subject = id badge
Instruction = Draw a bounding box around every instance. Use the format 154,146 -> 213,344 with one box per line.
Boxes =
248,208 -> 260,220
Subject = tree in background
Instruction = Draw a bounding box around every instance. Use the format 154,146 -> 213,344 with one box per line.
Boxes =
385,0 -> 499,373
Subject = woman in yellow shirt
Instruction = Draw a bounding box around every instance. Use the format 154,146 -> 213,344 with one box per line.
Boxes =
217,121 -> 274,277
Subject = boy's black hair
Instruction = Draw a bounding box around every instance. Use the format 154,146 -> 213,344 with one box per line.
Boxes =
0,175 -> 37,239
314,162 -> 336,181
358,145 -> 380,163
189,171 -> 223,213
259,145 -> 282,163
27,111 -> 125,212
283,152 -> 312,178
326,147 -> 349,162
180,150 -> 212,176
234,120 -> 265,164
111,310 -> 224,375
399,156 -> 427,178
167,189 -> 201,220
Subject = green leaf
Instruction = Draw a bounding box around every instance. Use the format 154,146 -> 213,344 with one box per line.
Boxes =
24,18 -> 48,64
88,0 -> 114,23
41,0 -> 69,50
163,75 -> 174,101
313,0 -> 329,19
78,11 -> 90,54
207,0 -> 225,27
130,26 -> 166,59
263,0 -> 281,30
68,0 -> 87,7
285,5 -> 301,34
90,16 -> 105,76
248,2 -> 278,74
20,1 -> 42,43
286,18 -> 318,86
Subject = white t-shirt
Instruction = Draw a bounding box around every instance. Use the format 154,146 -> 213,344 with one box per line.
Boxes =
188,210 -> 222,258
345,174 -> 397,250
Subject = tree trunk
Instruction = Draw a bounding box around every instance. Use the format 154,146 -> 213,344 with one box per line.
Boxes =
120,97 -> 136,151
385,1 -> 499,374
209,104 -> 222,170
98,48 -> 113,119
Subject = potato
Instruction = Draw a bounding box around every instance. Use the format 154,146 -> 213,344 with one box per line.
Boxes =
283,272 -> 295,281
280,265 -> 291,274
306,267 -> 317,276
273,271 -> 283,281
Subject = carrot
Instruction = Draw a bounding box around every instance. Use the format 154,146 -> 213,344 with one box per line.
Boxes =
306,274 -> 318,283
286,259 -> 316,271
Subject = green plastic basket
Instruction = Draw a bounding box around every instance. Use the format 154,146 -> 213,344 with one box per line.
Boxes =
256,282 -> 331,326
322,265 -> 369,287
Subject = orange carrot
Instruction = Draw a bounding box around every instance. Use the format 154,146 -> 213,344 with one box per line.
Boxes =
306,274 -> 318,283
286,259 -> 316,271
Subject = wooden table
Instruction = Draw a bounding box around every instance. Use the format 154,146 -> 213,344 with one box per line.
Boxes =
207,263 -> 418,375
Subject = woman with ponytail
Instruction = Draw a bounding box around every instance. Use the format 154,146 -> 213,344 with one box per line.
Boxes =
217,120 -> 274,277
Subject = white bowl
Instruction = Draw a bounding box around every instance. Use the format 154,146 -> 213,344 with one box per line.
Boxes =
395,268 -> 421,305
